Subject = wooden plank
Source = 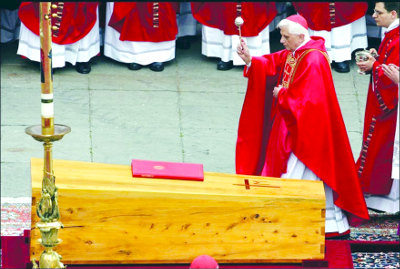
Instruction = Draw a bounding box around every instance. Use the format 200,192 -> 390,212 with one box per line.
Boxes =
30,158 -> 325,264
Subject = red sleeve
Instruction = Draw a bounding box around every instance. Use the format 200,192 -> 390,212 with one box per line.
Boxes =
373,36 -> 399,110
236,51 -> 287,175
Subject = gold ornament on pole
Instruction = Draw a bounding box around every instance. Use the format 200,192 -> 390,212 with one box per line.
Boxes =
25,2 -> 70,268
235,16 -> 244,41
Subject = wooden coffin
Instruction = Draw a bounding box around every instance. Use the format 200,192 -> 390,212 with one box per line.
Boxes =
30,158 -> 326,264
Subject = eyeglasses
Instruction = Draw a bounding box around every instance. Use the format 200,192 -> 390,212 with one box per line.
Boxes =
373,9 -> 386,16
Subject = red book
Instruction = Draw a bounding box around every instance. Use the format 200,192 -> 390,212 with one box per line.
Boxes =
131,159 -> 204,181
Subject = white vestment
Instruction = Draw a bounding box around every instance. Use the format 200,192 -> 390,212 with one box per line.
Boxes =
308,16 -> 368,63
104,2 -> 175,66
282,153 -> 350,234
201,24 -> 271,66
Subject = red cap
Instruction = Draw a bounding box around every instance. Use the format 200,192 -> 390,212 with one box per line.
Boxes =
286,14 -> 308,30
190,255 -> 219,269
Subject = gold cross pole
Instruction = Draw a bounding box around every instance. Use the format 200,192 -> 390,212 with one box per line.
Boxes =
25,2 -> 70,268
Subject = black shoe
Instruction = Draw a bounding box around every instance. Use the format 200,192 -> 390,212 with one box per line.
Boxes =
128,63 -> 143,70
149,62 -> 164,72
176,37 -> 191,50
76,62 -> 91,74
217,60 -> 233,71
333,61 -> 350,73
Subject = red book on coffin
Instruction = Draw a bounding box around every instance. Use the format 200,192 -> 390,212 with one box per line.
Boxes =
131,159 -> 204,181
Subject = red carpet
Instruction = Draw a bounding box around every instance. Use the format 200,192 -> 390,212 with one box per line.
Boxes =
2,231 -> 354,269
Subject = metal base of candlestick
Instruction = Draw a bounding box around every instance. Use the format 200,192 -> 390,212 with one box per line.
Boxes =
25,124 -> 71,143
26,123 -> 70,268
32,221 -> 65,268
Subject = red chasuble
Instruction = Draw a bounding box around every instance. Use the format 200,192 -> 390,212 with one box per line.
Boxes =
236,37 -> 369,221
18,2 -> 98,45
108,2 -> 179,42
191,2 -> 277,37
293,2 -> 368,31
356,26 -> 400,195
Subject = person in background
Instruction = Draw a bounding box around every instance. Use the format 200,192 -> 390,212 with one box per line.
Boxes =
176,2 -> 197,50
293,2 -> 368,73
17,2 -> 100,74
0,1 -> 21,43
355,2 -> 399,214
236,14 -> 369,238
104,2 -> 179,72
191,2 -> 277,71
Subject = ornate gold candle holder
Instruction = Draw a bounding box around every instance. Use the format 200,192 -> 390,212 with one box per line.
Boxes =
26,124 -> 70,268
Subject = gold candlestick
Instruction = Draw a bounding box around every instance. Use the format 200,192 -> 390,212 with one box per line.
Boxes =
25,2 -> 71,268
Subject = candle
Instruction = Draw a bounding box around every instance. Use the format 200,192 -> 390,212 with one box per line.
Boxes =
39,2 -> 54,136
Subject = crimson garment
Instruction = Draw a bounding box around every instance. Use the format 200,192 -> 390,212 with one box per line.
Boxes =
236,37 -> 369,221
18,2 -> 98,45
108,2 -> 179,42
293,2 -> 368,31
191,2 -> 277,37
356,26 -> 400,195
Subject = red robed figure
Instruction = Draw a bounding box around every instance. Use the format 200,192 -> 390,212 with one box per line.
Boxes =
18,2 -> 98,45
191,2 -> 277,37
236,36 -> 369,221
356,26 -> 399,195
108,2 -> 179,42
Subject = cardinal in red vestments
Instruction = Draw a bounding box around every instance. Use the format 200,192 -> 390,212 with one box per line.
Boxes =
18,2 -> 99,74
293,2 -> 368,73
191,2 -> 277,71
236,15 -> 369,237
104,2 -> 179,72
355,2 -> 399,213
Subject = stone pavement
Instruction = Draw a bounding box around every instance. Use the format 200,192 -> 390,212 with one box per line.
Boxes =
1,31 -> 371,198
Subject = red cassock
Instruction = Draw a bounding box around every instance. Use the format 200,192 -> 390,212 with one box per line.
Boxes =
293,2 -> 368,31
356,26 -> 400,195
108,2 -> 179,42
236,37 -> 369,221
18,2 -> 98,45
191,2 -> 277,37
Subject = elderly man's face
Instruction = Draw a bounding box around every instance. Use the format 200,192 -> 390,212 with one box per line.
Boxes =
280,26 -> 304,52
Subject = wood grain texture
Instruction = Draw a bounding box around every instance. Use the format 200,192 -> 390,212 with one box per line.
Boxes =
30,158 -> 325,264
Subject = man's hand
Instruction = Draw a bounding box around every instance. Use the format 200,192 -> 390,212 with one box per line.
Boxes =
382,64 -> 399,84
369,48 -> 378,57
273,85 -> 283,98
356,53 -> 376,73
237,39 -> 251,65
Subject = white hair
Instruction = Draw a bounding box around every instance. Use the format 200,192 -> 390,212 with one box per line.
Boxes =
277,19 -> 311,41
